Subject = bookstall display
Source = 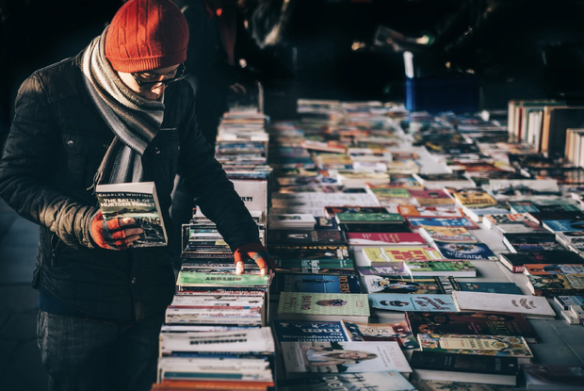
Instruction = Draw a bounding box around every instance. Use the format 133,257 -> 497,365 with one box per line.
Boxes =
149,100 -> 584,391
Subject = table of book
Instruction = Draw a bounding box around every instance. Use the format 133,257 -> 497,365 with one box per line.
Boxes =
161,103 -> 584,391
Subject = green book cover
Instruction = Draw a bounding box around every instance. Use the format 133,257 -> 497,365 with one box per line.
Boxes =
278,292 -> 370,317
371,188 -> 412,198
275,259 -> 354,268
335,213 -> 404,223
177,271 -> 269,287
405,260 -> 476,272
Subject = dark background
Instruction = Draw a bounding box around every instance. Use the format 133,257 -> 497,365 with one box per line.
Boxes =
3,0 -> 584,136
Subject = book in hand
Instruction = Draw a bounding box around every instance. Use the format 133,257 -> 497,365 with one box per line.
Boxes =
277,372 -> 416,391
277,292 -> 370,322
281,341 -> 412,377
95,182 -> 167,247
451,291 -> 556,319
341,319 -> 419,349
417,334 -> 533,364
410,351 -> 520,386
272,321 -> 349,343
522,364 -> 584,391
369,294 -> 458,312
499,251 -> 584,273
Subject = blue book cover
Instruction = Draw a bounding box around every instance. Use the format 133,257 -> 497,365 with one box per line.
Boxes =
369,294 -> 457,312
273,321 -> 349,342
407,217 -> 477,228
508,201 -> 538,213
434,241 -> 498,260
456,281 -> 523,295
544,219 -> 584,232
273,274 -> 362,294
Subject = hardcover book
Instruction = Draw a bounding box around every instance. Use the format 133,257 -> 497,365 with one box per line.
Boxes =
363,247 -> 443,263
417,334 -> 533,363
342,320 -> 419,349
273,321 -> 349,343
433,241 -> 497,261
281,341 -> 411,376
277,292 -> 370,322
95,182 -> 167,247
405,311 -> 537,343
369,294 -> 458,312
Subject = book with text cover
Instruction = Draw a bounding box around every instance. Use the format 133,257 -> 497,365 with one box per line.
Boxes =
347,232 -> 425,246
360,275 -> 453,294
499,251 -> 584,273
406,217 -> 479,229
271,274 -> 361,295
502,233 -> 564,253
272,321 -> 349,343
417,334 -> 533,364
369,294 -> 458,312
398,206 -> 465,218
335,212 -> 404,224
278,373 -> 416,391
434,241 -> 497,261
419,227 -> 477,243
363,246 -> 443,264
342,320 -> 419,349
405,311 -> 537,343
404,260 -> 477,277
277,292 -> 370,322
452,291 -> 556,319
556,231 -> 584,256
95,182 -> 167,247
281,341 -> 411,376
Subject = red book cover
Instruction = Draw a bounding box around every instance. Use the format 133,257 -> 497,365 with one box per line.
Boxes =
346,232 -> 426,246
405,311 -> 537,343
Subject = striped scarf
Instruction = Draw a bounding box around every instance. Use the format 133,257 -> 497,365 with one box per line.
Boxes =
81,28 -> 164,189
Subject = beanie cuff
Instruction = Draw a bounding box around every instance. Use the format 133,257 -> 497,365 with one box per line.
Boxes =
107,50 -> 187,73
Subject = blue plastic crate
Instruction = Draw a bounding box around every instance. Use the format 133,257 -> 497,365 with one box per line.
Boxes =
405,75 -> 480,113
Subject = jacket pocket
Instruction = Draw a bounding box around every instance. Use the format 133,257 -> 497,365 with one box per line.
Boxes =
61,132 -> 111,191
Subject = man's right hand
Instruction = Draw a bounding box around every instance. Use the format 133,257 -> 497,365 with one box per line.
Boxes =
89,211 -> 143,250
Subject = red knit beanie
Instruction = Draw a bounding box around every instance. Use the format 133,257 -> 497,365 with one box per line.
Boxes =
105,0 -> 189,73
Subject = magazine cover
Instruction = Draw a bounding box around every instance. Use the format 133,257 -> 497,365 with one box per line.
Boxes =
434,241 -> 498,260
273,321 -> 349,343
369,294 -> 458,312
342,320 -> 419,349
95,182 -> 167,247
281,341 -> 411,375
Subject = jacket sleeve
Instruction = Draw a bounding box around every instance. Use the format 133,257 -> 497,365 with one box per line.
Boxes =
0,73 -> 98,247
176,93 -> 261,251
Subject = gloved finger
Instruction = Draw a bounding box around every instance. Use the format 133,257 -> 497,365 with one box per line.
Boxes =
112,240 -> 129,250
110,230 -> 126,240
106,218 -> 121,231
123,227 -> 143,237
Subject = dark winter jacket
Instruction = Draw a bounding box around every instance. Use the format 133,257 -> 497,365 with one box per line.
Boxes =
0,53 -> 260,323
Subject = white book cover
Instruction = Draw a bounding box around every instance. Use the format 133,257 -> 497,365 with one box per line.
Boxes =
452,291 -> 556,318
281,341 -> 411,376
160,328 -> 275,355
232,179 -> 268,214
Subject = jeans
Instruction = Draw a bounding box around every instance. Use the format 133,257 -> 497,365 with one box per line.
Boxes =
37,311 -> 163,391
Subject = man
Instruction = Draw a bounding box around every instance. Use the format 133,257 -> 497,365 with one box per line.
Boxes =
0,0 -> 272,390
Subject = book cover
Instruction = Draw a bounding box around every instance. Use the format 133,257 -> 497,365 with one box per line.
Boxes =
272,274 -> 362,294
524,264 -> 584,275
268,230 -> 346,245
407,190 -> 456,206
544,219 -> 584,232
274,259 -> 355,275
406,311 -> 537,342
347,232 -> 426,246
176,271 -> 269,288
335,213 -> 404,224
455,282 -> 523,295
451,188 -> 497,207
398,206 -> 465,218
363,247 -> 443,263
361,276 -> 450,294
508,201 -> 539,213
281,341 -> 411,375
95,182 -> 167,247
434,241 -> 497,261
405,260 -> 477,277
417,334 -> 533,361
342,320 -> 418,349
406,217 -> 479,229
503,233 -> 563,252
277,292 -> 370,319
270,245 -> 349,261
451,291 -> 556,318
412,380 -> 513,391
278,372 -> 416,391
419,227 -> 477,243
525,274 -> 575,296
499,251 -> 584,273
410,351 -> 520,376
556,231 -> 584,253
369,294 -> 458,312
528,211 -> 584,225
357,264 -> 409,277
324,206 -> 390,217
273,321 -> 349,343
523,364 -> 584,390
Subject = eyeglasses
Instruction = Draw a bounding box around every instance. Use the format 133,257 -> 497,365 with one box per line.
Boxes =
131,63 -> 187,89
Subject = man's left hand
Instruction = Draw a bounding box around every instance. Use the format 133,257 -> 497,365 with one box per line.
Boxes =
233,242 -> 275,276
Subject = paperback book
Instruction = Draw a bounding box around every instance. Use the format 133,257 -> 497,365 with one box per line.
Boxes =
404,260 -> 477,277
362,246 -> 443,263
499,251 -> 584,273
369,294 -> 458,312
451,291 -> 556,319
346,232 -> 426,246
277,373 -> 416,391
360,275 -> 453,294
398,206 -> 466,218
277,292 -> 370,322
406,217 -> 479,229
271,274 -> 361,295
419,227 -> 478,243
433,241 -> 497,261
272,321 -> 349,343
502,233 -> 564,253
342,320 -> 419,349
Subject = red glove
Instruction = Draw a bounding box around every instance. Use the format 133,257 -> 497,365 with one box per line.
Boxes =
233,243 -> 275,275
89,211 -> 143,250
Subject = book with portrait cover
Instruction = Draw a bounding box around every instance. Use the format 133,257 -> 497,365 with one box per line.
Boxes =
417,334 -> 533,364
369,294 -> 458,312
272,321 -> 349,343
95,182 -> 167,247
360,275 -> 453,294
281,341 -> 411,377
277,292 -> 370,322
405,312 -> 537,343
341,320 -> 420,349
